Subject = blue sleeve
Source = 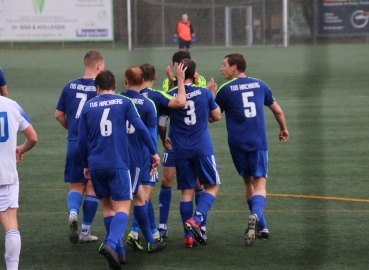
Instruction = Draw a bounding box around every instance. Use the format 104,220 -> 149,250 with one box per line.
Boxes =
131,117 -> 157,155
215,87 -> 226,112
0,69 -> 6,86
78,107 -> 89,168
207,90 -> 218,111
56,86 -> 67,111
263,82 -> 275,106
148,127 -> 158,152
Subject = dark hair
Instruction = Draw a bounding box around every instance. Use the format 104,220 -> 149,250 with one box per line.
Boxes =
224,53 -> 246,72
181,58 -> 196,80
84,50 -> 104,68
125,66 -> 143,86
172,51 -> 191,64
95,70 -> 115,90
139,63 -> 155,81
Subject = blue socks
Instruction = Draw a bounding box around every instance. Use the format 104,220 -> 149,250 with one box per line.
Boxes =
103,216 -> 114,245
250,195 -> 266,225
82,195 -> 98,226
134,205 -> 155,244
159,186 -> 172,224
67,191 -> 82,214
147,200 -> 158,233
180,201 -> 193,237
195,188 -> 207,227
107,212 -> 128,251
193,192 -> 214,225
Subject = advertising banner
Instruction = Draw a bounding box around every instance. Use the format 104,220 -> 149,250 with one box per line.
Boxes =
0,0 -> 113,41
318,0 -> 369,35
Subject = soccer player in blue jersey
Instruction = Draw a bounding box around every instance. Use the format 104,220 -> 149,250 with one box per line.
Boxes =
78,70 -> 162,269
0,68 -> 8,97
55,51 -> 104,244
208,53 -> 289,246
0,96 -> 37,270
121,66 -> 169,253
125,63 -> 186,249
159,51 -> 208,239
166,58 -> 221,247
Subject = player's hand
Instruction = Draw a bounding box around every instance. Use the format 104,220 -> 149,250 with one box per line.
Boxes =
166,66 -> 174,81
151,154 -> 160,168
164,137 -> 173,150
15,146 -> 25,164
279,129 -> 289,144
207,78 -> 217,97
149,166 -> 157,178
191,36 -> 196,42
175,63 -> 187,83
83,168 -> 90,179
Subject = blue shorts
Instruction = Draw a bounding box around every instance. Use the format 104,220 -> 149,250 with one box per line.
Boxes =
230,149 -> 268,178
162,148 -> 175,167
130,166 -> 144,195
142,170 -> 158,187
89,168 -> 132,201
175,155 -> 221,190
64,141 -> 86,183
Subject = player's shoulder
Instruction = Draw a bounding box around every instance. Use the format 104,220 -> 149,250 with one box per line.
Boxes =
166,86 -> 178,96
216,78 -> 238,94
247,76 -> 270,88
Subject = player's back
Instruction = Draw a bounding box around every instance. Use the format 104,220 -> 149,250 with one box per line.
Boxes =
56,78 -> 97,140
80,94 -> 137,170
0,97 -> 31,184
167,84 -> 217,159
216,77 -> 275,151
121,90 -> 157,167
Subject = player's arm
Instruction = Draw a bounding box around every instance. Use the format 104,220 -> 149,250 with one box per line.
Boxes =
167,63 -> 186,108
206,78 -> 217,97
77,109 -> 89,168
268,101 -> 289,143
55,109 -> 68,129
158,115 -> 172,150
165,66 -> 174,91
209,106 -> 221,122
0,85 -> 8,97
16,124 -> 38,164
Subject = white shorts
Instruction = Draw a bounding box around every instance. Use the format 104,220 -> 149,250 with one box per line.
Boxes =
0,184 -> 19,211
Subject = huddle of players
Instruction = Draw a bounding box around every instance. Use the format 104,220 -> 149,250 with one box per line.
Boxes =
56,50 -> 288,270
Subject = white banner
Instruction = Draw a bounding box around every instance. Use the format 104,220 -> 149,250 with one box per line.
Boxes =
0,0 -> 113,41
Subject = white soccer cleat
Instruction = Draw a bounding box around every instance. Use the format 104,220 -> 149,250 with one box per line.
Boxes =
79,233 -> 98,244
68,215 -> 79,244
245,214 -> 258,246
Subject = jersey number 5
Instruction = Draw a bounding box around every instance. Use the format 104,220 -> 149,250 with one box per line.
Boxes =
100,108 -> 112,136
184,100 -> 196,125
0,112 -> 9,142
242,92 -> 256,118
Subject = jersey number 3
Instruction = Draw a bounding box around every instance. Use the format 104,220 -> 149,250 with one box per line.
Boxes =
242,92 -> 256,118
184,100 -> 196,125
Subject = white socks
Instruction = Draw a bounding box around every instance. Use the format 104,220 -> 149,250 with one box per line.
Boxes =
5,230 -> 21,270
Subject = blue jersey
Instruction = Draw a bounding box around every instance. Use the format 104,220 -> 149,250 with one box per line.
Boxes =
78,94 -> 140,170
56,78 -> 97,141
121,90 -> 157,167
215,77 -> 275,151
167,84 -> 218,159
0,68 -> 6,87
140,87 -> 172,117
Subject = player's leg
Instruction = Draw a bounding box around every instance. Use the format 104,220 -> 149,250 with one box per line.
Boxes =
0,185 -> 21,270
185,155 -> 220,245
158,148 -> 176,238
80,179 -> 99,243
65,141 -> 86,244
178,38 -> 185,51
244,150 -> 268,247
185,41 -> 191,55
142,183 -> 161,241
194,179 -> 207,239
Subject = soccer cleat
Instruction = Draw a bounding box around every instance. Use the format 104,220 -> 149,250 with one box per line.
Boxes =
201,229 -> 208,240
184,218 -> 206,245
126,233 -> 143,251
257,229 -> 270,240
100,244 -> 121,270
98,242 -> 104,255
79,233 -> 98,244
147,241 -> 168,253
158,228 -> 168,238
117,254 -> 127,265
245,214 -> 258,246
68,215 -> 79,244
183,236 -> 195,248
154,235 -> 163,243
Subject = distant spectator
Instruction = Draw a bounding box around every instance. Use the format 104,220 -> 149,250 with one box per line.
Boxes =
174,14 -> 196,54
0,68 -> 8,97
